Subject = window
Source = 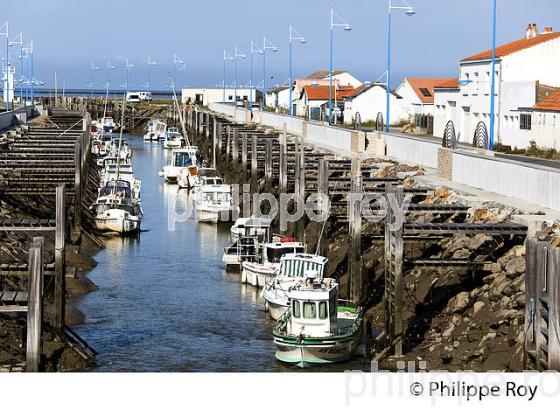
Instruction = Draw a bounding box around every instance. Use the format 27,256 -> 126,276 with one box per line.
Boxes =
520,113 -> 532,130
419,88 -> 432,98
319,302 -> 327,320
474,73 -> 479,93
303,302 -> 316,319
293,301 -> 301,318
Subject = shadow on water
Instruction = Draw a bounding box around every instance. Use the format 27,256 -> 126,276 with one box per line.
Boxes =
75,136 -> 364,372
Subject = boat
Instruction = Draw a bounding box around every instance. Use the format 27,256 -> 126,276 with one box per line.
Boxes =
162,127 -> 184,149
272,274 -> 364,367
160,147 -> 198,183
178,166 -> 216,190
223,217 -> 272,270
93,180 -> 142,234
95,208 -> 141,234
95,117 -> 118,133
241,237 -> 305,287
263,253 -> 328,320
194,177 -> 239,223
230,216 -> 271,243
100,163 -> 141,202
143,119 -> 166,141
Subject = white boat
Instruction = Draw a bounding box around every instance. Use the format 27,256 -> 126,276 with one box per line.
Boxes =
95,208 -> 141,234
263,253 -> 328,320
162,127 -> 184,149
230,216 -> 272,243
272,274 -> 364,367
109,139 -> 131,161
160,148 -> 198,183
194,177 -> 239,223
95,117 -> 118,133
100,164 -> 141,202
143,119 -> 166,141
223,217 -> 272,270
241,238 -> 305,287
94,179 -> 142,217
178,166 -> 215,190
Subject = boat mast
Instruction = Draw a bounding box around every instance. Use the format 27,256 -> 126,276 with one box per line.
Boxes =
111,94 -> 127,205
170,76 -> 191,147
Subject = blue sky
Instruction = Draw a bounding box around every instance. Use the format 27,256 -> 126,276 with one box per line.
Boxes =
2,0 -> 558,89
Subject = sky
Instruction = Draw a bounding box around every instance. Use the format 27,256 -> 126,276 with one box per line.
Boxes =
2,0 -> 558,90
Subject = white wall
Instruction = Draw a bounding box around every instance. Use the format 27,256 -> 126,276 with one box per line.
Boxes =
384,132 -> 440,168
181,88 -> 257,106
532,110 -> 560,150
343,86 -> 406,125
332,72 -> 363,88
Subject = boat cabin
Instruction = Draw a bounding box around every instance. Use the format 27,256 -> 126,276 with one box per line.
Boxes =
287,276 -> 339,337
278,253 -> 327,279
264,240 -> 305,264
242,217 -> 273,244
169,148 -> 198,167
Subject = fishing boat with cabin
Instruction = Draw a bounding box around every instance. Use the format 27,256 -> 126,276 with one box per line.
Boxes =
272,274 -> 364,366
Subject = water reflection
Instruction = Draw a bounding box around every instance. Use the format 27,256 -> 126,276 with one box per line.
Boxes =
75,136 -> 363,372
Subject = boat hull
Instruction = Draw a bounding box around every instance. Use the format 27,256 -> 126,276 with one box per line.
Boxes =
266,300 -> 289,321
95,216 -> 140,234
242,262 -> 277,288
273,335 -> 360,366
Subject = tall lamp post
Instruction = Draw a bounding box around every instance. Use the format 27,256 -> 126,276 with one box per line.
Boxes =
329,9 -> 351,125
125,58 -> 134,94
249,41 -> 263,113
173,54 -> 184,90
289,26 -> 306,116
223,50 -> 233,103
386,0 -> 415,132
9,33 -> 22,107
262,37 -> 278,108
147,57 -> 157,90
1,22 -> 9,111
233,46 -> 246,106
90,62 -> 99,97
489,0 -> 497,150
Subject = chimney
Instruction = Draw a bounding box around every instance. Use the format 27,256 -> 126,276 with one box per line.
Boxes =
526,23 -> 533,39
543,27 -> 554,34
532,23 -> 539,37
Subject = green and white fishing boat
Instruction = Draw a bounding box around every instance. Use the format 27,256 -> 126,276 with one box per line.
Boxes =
272,274 -> 364,367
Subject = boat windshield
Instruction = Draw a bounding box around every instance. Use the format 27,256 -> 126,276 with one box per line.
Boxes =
279,258 -> 324,278
267,246 -> 305,264
174,152 -> 193,167
203,192 -> 230,203
204,178 -> 223,185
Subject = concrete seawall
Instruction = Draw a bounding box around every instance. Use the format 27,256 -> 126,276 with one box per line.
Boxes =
209,103 -> 560,212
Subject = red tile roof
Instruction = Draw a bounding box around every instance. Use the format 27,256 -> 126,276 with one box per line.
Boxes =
533,90 -> 560,112
302,85 -> 363,101
405,77 -> 458,104
433,78 -> 460,90
462,32 -> 560,62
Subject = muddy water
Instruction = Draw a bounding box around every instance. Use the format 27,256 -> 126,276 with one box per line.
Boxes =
75,136 -> 364,372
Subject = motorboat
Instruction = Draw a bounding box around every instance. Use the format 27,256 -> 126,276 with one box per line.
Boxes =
178,166 -> 215,190
194,178 -> 239,223
160,147 -> 198,183
93,180 -> 142,234
263,253 -> 328,320
230,216 -> 272,243
144,119 -> 166,141
272,274 -> 363,367
241,237 -> 305,288
162,127 -> 184,149
223,217 -> 272,271
100,164 -> 141,202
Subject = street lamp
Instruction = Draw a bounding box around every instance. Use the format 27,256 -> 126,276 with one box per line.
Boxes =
262,36 -> 278,108
289,26 -> 306,116
489,0 -> 497,151
329,9 -> 351,125
386,0 -> 415,132
125,58 -> 134,94
249,41 -> 263,112
9,33 -> 22,108
173,54 -> 184,90
233,46 -> 246,106
90,62 -> 99,97
223,50 -> 234,103
1,22 -> 9,111
147,57 -> 157,90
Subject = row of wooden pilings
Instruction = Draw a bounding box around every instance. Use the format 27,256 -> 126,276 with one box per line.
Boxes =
183,107 -> 560,369
0,110 -> 98,371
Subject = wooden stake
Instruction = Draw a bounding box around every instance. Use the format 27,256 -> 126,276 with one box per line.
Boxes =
26,237 -> 44,372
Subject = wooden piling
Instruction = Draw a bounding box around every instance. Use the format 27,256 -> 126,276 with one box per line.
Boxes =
241,135 -> 248,182
232,128 -> 239,163
54,184 -> 66,329
317,159 -> 330,258
349,158 -> 363,303
279,125 -> 288,194
251,135 -> 258,188
212,119 -> 217,169
26,237 -> 44,372
265,139 -> 273,192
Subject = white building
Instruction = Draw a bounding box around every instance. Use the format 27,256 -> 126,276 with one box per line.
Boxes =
526,90 -> 560,149
433,26 -> 560,149
2,67 -> 15,106
343,83 -> 407,125
265,85 -> 290,111
396,77 -> 456,119
181,87 -> 260,106
300,84 -> 362,122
